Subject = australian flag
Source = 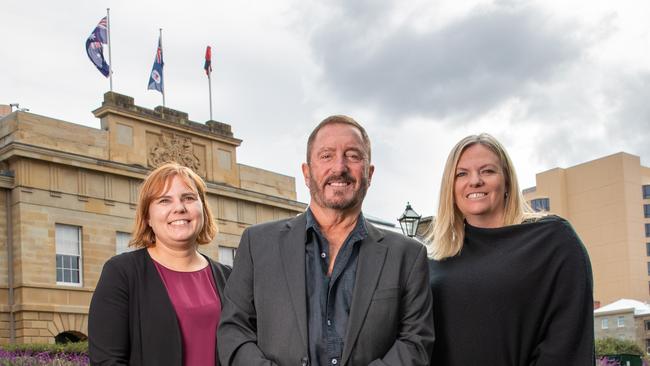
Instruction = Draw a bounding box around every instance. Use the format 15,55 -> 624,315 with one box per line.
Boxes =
147,36 -> 164,93
85,17 -> 110,77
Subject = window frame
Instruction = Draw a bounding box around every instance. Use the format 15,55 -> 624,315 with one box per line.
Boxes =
602,318 -> 609,329
530,197 -> 550,212
643,185 -> 650,199
617,316 -> 625,328
55,224 -> 83,287
115,231 -> 133,255
218,246 -> 237,267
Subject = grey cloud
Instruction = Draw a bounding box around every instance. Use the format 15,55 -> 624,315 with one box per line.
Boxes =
529,124 -> 603,169
604,72 -> 650,160
308,1 -> 586,122
518,67 -> 650,170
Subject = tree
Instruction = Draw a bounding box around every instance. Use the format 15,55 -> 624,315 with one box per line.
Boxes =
596,337 -> 644,356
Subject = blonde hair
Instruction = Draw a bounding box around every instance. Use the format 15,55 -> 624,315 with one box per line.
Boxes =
428,133 -> 538,260
130,162 -> 217,248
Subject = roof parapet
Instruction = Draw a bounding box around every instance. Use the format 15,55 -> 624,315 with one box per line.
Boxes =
96,91 -> 236,140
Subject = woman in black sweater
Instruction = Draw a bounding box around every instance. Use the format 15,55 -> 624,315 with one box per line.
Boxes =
428,133 -> 594,365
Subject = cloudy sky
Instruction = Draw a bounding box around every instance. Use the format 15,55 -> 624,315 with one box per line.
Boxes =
2,0 -> 649,223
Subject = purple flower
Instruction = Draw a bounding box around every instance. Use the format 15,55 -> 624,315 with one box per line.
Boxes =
597,356 -> 621,366
0,348 -> 89,365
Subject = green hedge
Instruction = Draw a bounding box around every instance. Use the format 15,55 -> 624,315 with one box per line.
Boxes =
0,341 -> 87,355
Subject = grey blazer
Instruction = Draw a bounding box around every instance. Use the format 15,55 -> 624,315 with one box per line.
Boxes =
217,213 -> 434,366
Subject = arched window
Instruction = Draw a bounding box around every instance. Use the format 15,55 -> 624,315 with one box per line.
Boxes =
55,331 -> 87,344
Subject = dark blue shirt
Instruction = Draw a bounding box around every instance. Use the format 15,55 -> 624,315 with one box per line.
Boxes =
305,209 -> 368,366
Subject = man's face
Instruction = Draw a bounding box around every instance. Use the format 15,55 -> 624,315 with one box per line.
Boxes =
302,123 -> 374,212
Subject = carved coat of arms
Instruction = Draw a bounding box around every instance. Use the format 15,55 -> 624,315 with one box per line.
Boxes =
148,133 -> 200,170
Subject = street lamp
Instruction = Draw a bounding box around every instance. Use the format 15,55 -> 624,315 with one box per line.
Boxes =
398,202 -> 421,238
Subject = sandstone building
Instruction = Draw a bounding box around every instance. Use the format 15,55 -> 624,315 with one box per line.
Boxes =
0,92 -> 306,344
594,299 -> 650,354
523,152 -> 650,306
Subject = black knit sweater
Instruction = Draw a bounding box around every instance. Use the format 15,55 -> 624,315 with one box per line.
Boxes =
429,216 -> 594,365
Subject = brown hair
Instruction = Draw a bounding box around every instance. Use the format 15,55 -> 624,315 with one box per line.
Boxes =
306,115 -> 371,163
130,162 -> 217,248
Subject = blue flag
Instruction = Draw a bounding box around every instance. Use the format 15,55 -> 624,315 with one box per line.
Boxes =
85,17 -> 110,77
147,36 -> 164,93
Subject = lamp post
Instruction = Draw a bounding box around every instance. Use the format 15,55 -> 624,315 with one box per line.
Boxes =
398,202 -> 421,238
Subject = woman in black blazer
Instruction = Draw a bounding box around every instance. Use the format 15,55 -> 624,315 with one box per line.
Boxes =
89,162 -> 231,366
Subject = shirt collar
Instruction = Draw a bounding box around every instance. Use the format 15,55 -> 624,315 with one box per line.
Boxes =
305,208 -> 368,243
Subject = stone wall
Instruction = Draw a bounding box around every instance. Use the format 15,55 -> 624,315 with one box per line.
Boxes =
0,93 -> 306,344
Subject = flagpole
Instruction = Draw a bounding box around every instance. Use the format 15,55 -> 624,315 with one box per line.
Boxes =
208,68 -> 213,121
106,8 -> 113,91
159,28 -> 165,108
204,45 -> 213,120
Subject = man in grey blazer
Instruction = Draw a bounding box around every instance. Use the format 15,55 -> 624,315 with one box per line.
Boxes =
218,115 -> 434,366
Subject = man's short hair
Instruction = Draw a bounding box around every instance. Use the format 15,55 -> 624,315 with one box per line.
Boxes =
306,115 -> 371,163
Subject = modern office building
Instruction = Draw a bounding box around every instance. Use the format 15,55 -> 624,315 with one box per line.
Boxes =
0,92 -> 306,344
523,152 -> 650,306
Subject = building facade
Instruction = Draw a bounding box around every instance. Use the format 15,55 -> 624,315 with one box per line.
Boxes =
0,92 -> 306,344
523,152 -> 650,306
594,299 -> 650,354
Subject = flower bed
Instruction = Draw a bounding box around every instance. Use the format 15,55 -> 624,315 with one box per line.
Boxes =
0,342 -> 88,366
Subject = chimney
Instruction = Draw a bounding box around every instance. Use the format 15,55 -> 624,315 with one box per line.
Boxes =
0,105 -> 11,118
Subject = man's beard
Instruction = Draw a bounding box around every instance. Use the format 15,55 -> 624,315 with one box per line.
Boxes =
309,170 -> 369,211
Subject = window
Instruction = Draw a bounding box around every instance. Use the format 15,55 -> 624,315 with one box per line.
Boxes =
647,243 -> 650,257
647,262 -> 650,276
645,320 -> 650,331
219,246 -> 236,267
644,185 -> 650,199
530,198 -> 550,212
56,224 -> 82,286
116,232 -> 132,254
618,316 -> 625,328
602,318 -> 609,329
646,224 -> 650,238
646,339 -> 650,355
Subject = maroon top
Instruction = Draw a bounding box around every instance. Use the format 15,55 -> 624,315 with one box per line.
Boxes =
154,261 -> 221,366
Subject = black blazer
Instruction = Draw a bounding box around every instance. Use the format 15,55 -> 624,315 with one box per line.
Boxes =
218,213 -> 434,366
89,248 -> 231,366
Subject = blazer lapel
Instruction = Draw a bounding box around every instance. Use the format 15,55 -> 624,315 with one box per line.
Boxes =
205,257 -> 228,366
206,256 -> 227,301
342,221 -> 387,365
279,213 -> 309,351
